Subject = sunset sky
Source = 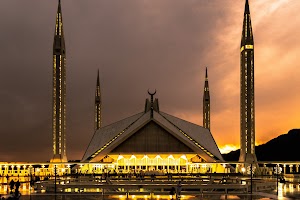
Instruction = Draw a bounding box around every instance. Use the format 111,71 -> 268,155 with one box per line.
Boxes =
0,0 -> 299,161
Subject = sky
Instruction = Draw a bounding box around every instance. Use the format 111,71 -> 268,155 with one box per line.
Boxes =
0,0 -> 300,162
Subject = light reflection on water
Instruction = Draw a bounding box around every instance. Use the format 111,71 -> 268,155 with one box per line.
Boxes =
0,176 -> 32,195
0,194 -> 274,200
1,177 -> 300,199
276,182 -> 300,199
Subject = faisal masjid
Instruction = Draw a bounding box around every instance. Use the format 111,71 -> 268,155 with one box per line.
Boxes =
1,0 -> 257,176
2,1 -> 300,199
49,0 -> 256,174
2,0 -> 294,178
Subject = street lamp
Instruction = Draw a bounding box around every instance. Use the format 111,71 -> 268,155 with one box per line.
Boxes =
246,162 -> 256,194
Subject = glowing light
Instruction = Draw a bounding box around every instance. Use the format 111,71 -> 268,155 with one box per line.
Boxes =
278,183 -> 283,198
245,45 -> 253,49
240,46 -> 244,52
180,155 -> 187,160
117,155 -> 124,160
241,167 -> 246,173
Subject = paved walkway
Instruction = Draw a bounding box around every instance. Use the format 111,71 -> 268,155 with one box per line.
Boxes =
255,192 -> 292,200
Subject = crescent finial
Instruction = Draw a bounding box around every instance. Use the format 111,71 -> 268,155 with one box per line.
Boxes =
148,89 -> 156,96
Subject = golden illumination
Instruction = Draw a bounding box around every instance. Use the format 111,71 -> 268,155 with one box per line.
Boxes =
241,167 -> 246,173
240,45 -> 253,52
117,155 -> 124,160
240,46 -> 244,52
180,155 -> 187,160
245,44 -> 253,49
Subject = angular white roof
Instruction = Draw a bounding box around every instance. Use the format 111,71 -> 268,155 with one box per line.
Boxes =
159,112 -> 223,160
82,112 -> 144,161
82,109 -> 224,162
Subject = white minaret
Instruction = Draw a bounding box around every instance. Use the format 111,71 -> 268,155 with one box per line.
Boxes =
239,0 -> 257,165
95,70 -> 102,131
52,0 -> 67,162
203,67 -> 210,130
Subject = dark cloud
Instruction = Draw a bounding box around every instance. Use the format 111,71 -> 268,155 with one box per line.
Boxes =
0,0 -> 299,161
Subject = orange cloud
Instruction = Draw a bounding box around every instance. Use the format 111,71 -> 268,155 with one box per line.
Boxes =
173,0 -> 300,152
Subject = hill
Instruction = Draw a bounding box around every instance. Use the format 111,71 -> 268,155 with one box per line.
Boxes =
222,129 -> 300,161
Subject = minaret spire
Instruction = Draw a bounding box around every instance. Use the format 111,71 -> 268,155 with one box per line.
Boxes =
203,67 -> 210,130
52,0 -> 67,162
245,0 -> 250,14
95,69 -> 102,131
239,0 -> 257,166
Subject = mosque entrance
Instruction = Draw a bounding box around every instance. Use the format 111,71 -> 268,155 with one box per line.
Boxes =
78,154 -> 223,174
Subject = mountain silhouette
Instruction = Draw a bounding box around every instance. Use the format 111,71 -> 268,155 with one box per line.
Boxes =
222,129 -> 300,161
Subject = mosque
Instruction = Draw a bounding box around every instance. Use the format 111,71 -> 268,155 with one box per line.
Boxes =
1,0 -> 297,181
0,0 -> 258,178
46,0 -> 233,174
76,47 -> 227,174
49,0 -> 257,174
79,89 -> 227,174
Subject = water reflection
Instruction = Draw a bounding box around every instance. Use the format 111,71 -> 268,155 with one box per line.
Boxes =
276,182 -> 300,199
1,176 -> 300,199
0,176 -> 33,195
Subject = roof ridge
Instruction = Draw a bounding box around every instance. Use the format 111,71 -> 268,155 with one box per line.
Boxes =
82,112 -> 145,161
159,112 -> 224,161
159,111 -> 203,128
98,112 -> 145,130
